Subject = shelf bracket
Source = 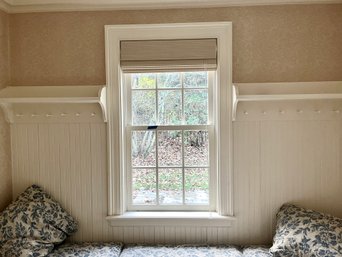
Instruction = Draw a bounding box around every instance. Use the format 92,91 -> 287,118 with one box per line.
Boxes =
0,103 -> 14,123
232,84 -> 238,121
98,86 -> 107,122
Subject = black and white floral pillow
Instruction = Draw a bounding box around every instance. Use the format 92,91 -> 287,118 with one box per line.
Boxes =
270,204 -> 342,257
0,238 -> 54,257
0,185 -> 78,256
49,242 -> 123,257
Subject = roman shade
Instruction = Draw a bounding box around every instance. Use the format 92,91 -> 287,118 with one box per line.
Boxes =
120,39 -> 217,72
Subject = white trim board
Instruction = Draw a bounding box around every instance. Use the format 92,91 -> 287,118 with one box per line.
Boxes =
1,0 -> 342,13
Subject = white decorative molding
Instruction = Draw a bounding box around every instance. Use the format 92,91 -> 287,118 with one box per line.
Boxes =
1,0 -> 342,13
232,81 -> 342,121
0,85 -> 107,123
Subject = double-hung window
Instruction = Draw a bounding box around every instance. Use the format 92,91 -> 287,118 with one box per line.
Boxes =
106,23 -> 233,224
125,71 -> 215,211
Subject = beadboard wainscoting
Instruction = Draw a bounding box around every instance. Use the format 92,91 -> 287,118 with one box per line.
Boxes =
10,119 -> 342,245
0,9 -> 11,212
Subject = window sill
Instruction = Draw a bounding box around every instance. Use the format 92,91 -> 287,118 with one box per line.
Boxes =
106,212 -> 235,227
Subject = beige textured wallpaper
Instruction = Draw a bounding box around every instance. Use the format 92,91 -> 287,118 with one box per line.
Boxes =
9,4 -> 342,86
0,10 -> 11,211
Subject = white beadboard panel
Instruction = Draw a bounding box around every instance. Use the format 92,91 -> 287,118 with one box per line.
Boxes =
0,112 -> 11,212
232,121 -> 264,245
11,123 -> 108,242
154,226 -> 165,244
259,120 -> 342,241
10,119 -> 342,245
164,226 -> 176,244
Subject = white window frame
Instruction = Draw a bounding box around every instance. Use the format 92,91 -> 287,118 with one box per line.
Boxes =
105,22 -> 234,226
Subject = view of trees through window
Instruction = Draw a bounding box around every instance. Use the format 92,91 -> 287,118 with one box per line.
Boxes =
129,72 -> 211,208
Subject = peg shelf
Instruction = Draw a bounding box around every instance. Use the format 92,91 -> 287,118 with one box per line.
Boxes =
232,81 -> 342,121
0,85 -> 107,123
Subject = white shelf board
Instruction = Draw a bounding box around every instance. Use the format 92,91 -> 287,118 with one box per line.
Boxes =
0,85 -> 101,101
0,85 -> 107,123
232,81 -> 342,121
238,93 -> 342,101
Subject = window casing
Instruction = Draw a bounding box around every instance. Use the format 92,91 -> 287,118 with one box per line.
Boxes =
105,23 -> 233,223
124,71 -> 217,211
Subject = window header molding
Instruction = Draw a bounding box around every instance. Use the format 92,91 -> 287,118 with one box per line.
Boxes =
105,22 -> 233,219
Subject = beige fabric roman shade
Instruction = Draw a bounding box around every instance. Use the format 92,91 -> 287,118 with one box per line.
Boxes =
120,39 -> 217,72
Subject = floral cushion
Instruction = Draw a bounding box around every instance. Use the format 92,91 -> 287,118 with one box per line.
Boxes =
270,204 -> 342,257
120,245 -> 243,257
0,185 -> 78,256
0,238 -> 54,257
49,242 -> 123,256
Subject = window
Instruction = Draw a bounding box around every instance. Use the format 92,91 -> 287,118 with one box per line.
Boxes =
125,71 -> 216,211
106,23 -> 233,225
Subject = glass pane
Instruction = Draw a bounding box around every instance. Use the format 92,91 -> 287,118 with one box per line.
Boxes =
184,130 -> 209,167
184,89 -> 208,125
132,90 -> 156,125
132,169 -> 156,205
183,72 -> 208,88
132,131 -> 156,167
158,130 -> 182,167
159,168 -> 183,205
158,90 -> 182,125
157,73 -> 181,88
185,168 -> 209,204
132,73 -> 156,89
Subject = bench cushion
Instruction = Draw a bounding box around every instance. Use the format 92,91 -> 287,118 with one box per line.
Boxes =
242,246 -> 272,256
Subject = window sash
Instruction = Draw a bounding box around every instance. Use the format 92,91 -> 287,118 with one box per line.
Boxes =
126,73 -> 214,126
127,126 -> 215,211
124,72 -> 216,211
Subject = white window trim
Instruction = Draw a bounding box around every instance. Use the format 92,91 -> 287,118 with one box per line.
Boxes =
105,22 -> 234,226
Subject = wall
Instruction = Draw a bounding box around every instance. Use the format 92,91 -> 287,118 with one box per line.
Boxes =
0,9 -> 11,211
7,4 -> 342,245
9,4 -> 342,85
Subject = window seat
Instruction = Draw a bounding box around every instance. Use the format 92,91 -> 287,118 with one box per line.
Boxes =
49,242 -> 271,257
